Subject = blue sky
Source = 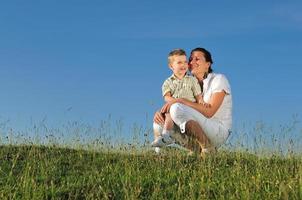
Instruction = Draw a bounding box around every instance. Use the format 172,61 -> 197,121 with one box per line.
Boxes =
0,1 -> 301,139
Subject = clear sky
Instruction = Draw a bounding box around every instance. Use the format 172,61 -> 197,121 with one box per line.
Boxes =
0,1 -> 301,140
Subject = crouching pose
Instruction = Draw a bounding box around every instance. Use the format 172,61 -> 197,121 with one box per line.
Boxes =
151,48 -> 207,147
153,47 -> 232,156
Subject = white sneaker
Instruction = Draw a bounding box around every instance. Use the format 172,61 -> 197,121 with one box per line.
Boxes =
151,134 -> 174,147
154,147 -> 160,154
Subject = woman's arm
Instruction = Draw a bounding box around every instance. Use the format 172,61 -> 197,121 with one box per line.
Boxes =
195,94 -> 211,108
177,91 -> 226,118
195,94 -> 204,104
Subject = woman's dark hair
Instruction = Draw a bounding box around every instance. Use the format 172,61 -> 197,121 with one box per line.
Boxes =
190,47 -> 213,73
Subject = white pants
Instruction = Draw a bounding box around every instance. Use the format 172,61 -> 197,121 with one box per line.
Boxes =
154,103 -> 230,148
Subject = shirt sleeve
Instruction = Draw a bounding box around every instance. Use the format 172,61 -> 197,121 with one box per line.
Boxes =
191,77 -> 202,96
211,74 -> 231,94
162,79 -> 171,97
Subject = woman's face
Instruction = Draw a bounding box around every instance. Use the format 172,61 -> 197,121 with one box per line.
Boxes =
189,51 -> 210,77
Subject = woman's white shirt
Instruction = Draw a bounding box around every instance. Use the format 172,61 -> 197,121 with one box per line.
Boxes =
203,73 -> 232,131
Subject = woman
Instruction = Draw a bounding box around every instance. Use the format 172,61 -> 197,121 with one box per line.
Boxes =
153,47 -> 232,155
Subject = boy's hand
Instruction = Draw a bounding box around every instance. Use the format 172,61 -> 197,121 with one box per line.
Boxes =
153,111 -> 165,125
160,102 -> 171,114
160,98 -> 178,114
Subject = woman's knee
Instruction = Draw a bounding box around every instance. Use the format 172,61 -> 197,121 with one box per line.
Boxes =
169,103 -> 185,122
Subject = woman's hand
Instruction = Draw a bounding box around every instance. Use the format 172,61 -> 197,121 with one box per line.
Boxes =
153,110 -> 165,125
201,102 -> 211,108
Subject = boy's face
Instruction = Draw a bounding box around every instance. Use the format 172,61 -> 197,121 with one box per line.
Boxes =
169,55 -> 188,77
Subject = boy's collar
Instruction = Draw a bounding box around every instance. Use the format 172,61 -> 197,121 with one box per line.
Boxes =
170,73 -> 190,80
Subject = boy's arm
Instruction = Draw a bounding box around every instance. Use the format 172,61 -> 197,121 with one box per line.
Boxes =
160,92 -> 176,114
162,79 -> 175,102
164,92 -> 175,102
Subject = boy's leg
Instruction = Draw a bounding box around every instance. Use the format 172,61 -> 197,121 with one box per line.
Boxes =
153,123 -> 163,139
152,123 -> 163,153
163,113 -> 174,133
151,113 -> 174,147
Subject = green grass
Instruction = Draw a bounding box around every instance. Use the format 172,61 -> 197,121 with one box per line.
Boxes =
0,145 -> 301,199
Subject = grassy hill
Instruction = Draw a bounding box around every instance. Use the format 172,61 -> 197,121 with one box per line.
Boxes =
0,145 -> 301,199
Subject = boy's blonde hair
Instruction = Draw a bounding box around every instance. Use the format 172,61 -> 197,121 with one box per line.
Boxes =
168,49 -> 186,64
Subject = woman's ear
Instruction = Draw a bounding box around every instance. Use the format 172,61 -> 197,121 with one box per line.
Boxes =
206,62 -> 211,71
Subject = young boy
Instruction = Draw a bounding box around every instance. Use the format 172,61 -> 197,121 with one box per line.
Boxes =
151,49 -> 204,147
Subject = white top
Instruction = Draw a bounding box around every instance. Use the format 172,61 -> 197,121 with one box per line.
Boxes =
202,73 -> 232,130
